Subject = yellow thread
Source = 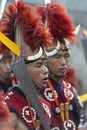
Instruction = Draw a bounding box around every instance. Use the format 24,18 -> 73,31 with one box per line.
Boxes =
0,32 -> 20,56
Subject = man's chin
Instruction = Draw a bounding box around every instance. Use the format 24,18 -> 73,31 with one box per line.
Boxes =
37,84 -> 46,90
57,73 -> 66,79
5,77 -> 12,82
60,72 -> 67,77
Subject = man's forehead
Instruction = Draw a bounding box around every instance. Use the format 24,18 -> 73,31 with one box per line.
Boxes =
37,56 -> 47,62
0,55 -> 12,61
54,49 -> 70,56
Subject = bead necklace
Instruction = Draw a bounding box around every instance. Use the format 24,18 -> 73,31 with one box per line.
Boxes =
47,80 -> 76,130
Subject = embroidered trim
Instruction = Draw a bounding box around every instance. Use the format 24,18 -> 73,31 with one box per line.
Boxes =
27,47 -> 43,61
51,127 -> 60,130
64,120 -> 76,130
44,87 -> 58,102
22,106 -> 36,123
46,41 -> 60,57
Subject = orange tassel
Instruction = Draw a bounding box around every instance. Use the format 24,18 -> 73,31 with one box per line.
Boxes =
60,103 -> 65,122
65,102 -> 69,121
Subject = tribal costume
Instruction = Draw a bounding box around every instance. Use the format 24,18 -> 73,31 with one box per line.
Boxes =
35,2 -> 82,130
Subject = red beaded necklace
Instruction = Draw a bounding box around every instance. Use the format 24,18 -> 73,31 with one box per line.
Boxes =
47,80 -> 70,122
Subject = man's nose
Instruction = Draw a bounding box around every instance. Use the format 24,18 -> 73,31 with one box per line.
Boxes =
61,57 -> 66,65
43,65 -> 49,75
6,62 -> 11,69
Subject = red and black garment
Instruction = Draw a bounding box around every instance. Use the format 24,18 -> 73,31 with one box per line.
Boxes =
4,87 -> 52,130
42,79 -> 80,130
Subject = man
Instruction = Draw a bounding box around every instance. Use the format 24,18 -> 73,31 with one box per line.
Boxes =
46,43 -> 82,130
2,1 -> 53,130
5,44 -> 51,130
0,45 -> 13,94
36,3 -> 83,130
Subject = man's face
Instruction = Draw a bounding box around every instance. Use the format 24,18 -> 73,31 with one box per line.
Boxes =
48,49 -> 70,78
26,57 -> 49,89
0,56 -> 12,83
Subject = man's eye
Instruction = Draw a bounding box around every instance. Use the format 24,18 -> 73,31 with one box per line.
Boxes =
44,61 -> 47,65
65,55 -> 70,58
1,60 -> 6,63
45,63 -> 48,67
36,64 -> 42,67
55,55 -> 60,58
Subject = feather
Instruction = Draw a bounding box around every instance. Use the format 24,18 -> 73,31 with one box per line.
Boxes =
46,4 -> 77,44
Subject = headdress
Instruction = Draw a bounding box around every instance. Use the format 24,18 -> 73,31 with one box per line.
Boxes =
35,2 -> 77,56
0,20 -> 11,60
0,0 -> 53,62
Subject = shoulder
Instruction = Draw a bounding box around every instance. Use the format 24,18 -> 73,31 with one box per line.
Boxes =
4,86 -> 27,112
4,86 -> 24,100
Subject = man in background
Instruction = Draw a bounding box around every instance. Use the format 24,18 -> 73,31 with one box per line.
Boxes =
0,42 -> 13,94
36,3 -> 83,129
